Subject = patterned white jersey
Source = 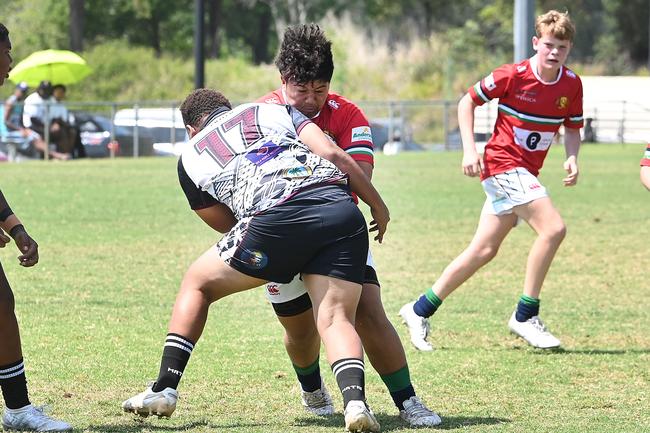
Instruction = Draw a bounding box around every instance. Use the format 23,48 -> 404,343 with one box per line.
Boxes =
180,103 -> 347,219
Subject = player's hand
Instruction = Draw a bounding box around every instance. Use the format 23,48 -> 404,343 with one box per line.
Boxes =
13,228 -> 39,267
462,150 -> 483,177
563,155 -> 579,186
369,203 -> 390,243
0,228 -> 10,248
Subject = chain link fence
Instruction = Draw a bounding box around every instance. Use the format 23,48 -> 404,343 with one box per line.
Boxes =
3,98 -> 648,161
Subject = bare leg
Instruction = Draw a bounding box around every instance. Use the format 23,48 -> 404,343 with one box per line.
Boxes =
168,247 -> 266,342
277,310 -> 321,368
514,197 -> 566,298
302,274 -> 362,364
432,211 -> 518,300
355,283 -> 405,374
0,267 -> 21,366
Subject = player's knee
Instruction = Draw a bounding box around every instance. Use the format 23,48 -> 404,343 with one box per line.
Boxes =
545,223 -> 566,244
285,322 -> 318,345
355,303 -> 390,333
473,244 -> 499,264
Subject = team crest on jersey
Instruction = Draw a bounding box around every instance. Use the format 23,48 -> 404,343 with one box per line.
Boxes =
484,73 -> 496,91
556,96 -> 569,109
351,126 -> 373,143
240,249 -> 268,269
328,99 -> 340,110
282,165 -> 313,179
246,141 -> 284,165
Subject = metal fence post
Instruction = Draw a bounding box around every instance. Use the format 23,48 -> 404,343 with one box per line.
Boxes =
171,103 -> 177,147
110,104 -> 117,158
43,102 -> 50,160
133,103 -> 139,157
443,100 -> 450,151
387,101 -> 394,152
618,100 -> 626,144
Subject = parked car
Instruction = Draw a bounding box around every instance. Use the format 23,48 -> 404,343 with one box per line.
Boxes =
72,111 -> 156,157
113,108 -> 188,156
369,118 -> 422,152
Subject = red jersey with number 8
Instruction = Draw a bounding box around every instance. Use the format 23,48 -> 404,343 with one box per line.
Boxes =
468,55 -> 583,180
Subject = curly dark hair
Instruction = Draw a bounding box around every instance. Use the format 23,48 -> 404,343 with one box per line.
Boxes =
0,23 -> 9,43
180,88 -> 232,128
275,23 -> 334,84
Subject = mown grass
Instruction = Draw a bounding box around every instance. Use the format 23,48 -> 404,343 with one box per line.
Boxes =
1,143 -> 648,432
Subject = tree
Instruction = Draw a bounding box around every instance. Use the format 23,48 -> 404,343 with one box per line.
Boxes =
207,0 -> 222,58
69,0 -> 85,52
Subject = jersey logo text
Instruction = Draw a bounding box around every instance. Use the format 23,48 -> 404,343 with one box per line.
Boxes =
351,126 -> 373,143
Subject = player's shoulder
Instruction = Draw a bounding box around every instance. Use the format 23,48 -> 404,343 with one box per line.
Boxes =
257,88 -> 283,104
325,92 -> 361,112
561,65 -> 582,83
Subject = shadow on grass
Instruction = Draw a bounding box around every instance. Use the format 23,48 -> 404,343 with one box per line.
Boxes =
86,420 -> 265,432
295,412 -> 511,431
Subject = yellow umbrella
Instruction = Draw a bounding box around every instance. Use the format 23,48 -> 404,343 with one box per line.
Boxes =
8,49 -> 92,87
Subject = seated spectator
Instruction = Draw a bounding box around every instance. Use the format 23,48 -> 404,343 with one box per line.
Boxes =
22,81 -> 78,160
50,84 -> 71,123
2,82 -> 49,158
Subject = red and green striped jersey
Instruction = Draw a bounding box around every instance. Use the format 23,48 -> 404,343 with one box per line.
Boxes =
468,55 -> 583,179
257,89 -> 374,166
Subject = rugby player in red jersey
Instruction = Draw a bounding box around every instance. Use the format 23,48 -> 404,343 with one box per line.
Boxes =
123,87 -> 390,433
640,144 -> 650,190
400,10 -> 583,350
257,24 -> 441,427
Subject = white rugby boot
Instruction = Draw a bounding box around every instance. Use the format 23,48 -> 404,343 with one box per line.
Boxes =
508,312 -> 561,349
344,400 -> 380,433
300,382 -> 334,416
399,302 -> 433,351
399,396 -> 442,427
122,384 -> 178,418
2,404 -> 72,432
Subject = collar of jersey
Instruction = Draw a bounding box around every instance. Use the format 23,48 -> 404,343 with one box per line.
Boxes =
203,106 -> 232,128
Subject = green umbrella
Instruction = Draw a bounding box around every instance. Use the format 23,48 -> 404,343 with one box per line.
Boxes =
8,49 -> 92,87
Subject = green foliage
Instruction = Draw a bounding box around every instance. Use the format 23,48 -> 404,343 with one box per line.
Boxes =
2,0 -> 649,102
2,0 -> 69,60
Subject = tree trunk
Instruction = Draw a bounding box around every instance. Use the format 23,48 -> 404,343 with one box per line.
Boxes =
207,0 -> 222,58
253,6 -> 272,64
151,14 -> 161,57
69,0 -> 85,52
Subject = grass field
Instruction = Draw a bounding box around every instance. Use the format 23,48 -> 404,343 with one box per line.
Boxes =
1,143 -> 648,433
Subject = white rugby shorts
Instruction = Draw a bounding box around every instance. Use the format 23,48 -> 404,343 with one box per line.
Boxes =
481,167 -> 548,216
264,250 -> 375,304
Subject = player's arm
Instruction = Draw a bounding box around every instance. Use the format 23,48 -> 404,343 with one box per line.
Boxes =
562,127 -> 581,186
357,161 -> 373,180
194,204 -> 237,233
178,157 -> 237,233
298,122 -> 389,242
458,93 -> 483,177
0,190 -> 39,267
